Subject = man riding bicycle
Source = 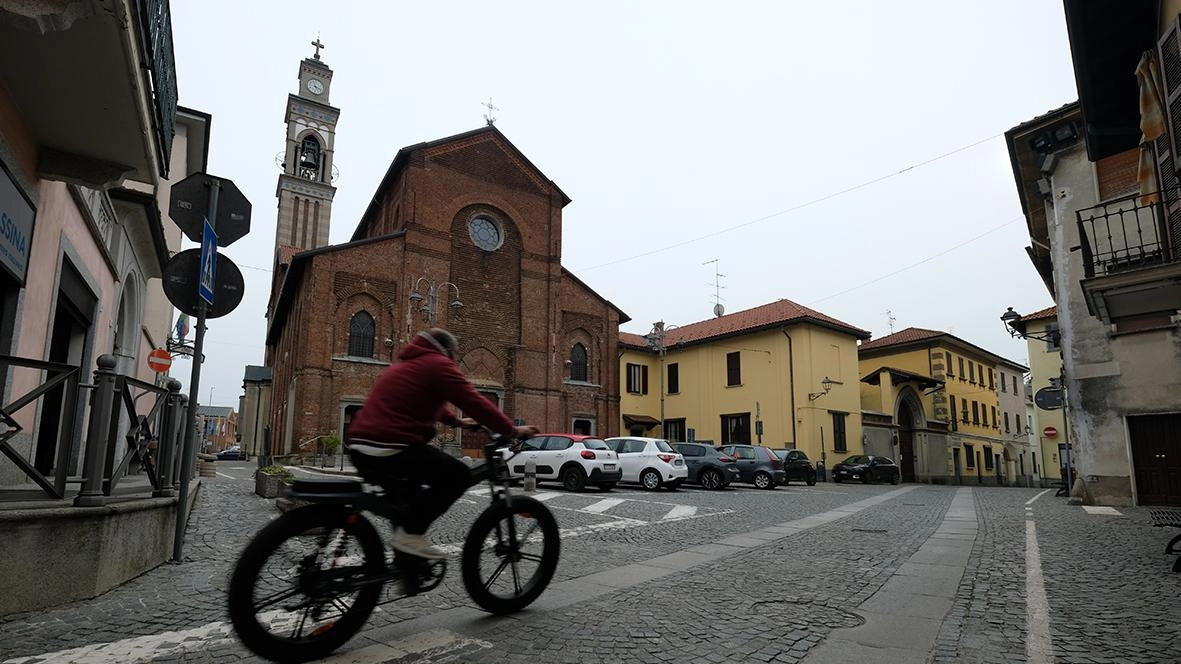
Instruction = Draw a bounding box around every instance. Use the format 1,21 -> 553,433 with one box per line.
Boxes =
347,328 -> 537,560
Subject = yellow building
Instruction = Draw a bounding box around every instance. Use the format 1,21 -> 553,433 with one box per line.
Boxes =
618,299 -> 870,469
1009,306 -> 1069,487
858,328 -> 1027,484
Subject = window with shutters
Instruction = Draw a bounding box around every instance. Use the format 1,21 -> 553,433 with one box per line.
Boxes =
958,357 -> 966,380
969,362 -> 976,384
991,406 -> 998,429
1157,25 -> 1181,259
831,412 -> 848,451
626,363 -> 648,394
949,396 -> 958,431
945,352 -> 954,377
720,413 -> 751,444
570,343 -> 588,382
988,369 -> 995,391
1000,371 -> 1007,393
965,444 -> 975,468
1004,411 -> 1011,433
348,311 -> 375,357
667,362 -> 680,394
972,401 -> 980,425
726,351 -> 741,386
984,446 -> 994,470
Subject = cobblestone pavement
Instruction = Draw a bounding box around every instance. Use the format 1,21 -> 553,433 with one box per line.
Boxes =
3,466 -> 1180,664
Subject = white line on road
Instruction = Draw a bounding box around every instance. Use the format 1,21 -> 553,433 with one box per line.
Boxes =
522,491 -> 562,501
661,504 -> 697,520
581,498 -> 626,513
1025,519 -> 1055,664
215,472 -> 237,480
1025,489 -> 1053,505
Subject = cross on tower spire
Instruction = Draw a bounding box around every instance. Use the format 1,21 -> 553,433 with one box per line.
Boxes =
311,35 -> 325,60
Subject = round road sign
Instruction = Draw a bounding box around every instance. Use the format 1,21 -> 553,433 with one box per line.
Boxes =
148,348 -> 172,373
1043,426 -> 1058,438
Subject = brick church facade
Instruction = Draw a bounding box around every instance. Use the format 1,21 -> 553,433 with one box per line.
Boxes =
264,125 -> 628,457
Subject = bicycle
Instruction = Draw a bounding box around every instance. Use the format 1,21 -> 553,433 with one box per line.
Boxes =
227,428 -> 560,663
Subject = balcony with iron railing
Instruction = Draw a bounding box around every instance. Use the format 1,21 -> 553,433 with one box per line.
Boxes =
1075,189 -> 1181,324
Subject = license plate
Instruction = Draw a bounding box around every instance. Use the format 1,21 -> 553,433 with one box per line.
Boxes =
604,464 -> 616,470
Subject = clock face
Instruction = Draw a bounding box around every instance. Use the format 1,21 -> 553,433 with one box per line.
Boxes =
306,78 -> 324,95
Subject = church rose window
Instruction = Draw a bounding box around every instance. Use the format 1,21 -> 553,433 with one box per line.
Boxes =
348,311 -> 375,357
468,216 -> 502,251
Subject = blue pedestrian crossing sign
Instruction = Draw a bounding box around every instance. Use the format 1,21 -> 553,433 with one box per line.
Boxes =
199,219 -> 218,305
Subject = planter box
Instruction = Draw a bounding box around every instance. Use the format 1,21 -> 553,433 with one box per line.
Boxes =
255,471 -> 290,499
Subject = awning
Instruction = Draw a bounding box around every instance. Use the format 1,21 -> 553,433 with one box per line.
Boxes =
622,413 -> 660,428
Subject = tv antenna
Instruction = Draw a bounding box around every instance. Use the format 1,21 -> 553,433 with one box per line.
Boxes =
885,309 -> 897,334
704,259 -> 726,317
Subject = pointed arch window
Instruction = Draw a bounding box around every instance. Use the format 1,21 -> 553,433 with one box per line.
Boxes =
348,311 -> 375,357
570,343 -> 588,382
299,135 -> 322,180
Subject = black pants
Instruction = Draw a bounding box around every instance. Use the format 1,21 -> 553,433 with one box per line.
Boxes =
349,445 -> 470,535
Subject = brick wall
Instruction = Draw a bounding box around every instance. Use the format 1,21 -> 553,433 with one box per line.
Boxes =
1096,148 -> 1139,200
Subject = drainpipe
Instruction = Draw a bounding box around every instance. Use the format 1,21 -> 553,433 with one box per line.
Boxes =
781,329 -> 797,446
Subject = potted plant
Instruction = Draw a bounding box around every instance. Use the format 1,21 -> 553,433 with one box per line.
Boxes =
255,464 -> 295,498
321,433 -> 341,467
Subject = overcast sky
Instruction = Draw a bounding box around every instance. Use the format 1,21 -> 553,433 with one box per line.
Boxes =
168,1 -> 1076,408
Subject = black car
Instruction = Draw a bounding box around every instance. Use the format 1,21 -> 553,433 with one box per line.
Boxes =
771,448 -> 817,485
832,455 -> 900,484
673,443 -> 740,489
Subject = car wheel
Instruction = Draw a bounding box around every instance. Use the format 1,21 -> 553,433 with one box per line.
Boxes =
806,472 -> 817,487
890,472 -> 900,485
700,469 -> 723,490
597,482 -> 617,492
561,466 -> 587,492
640,469 -> 662,491
753,471 -> 774,490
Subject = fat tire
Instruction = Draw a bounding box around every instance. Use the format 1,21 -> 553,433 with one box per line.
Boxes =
461,497 -> 560,614
228,505 -> 384,663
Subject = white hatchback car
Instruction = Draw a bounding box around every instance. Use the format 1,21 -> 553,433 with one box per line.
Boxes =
604,437 -> 688,490
510,433 -> 622,492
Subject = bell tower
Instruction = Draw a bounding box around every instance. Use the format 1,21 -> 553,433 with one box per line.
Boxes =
275,37 -> 339,252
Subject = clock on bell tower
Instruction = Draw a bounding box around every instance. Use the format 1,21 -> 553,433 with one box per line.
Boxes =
274,37 -> 340,253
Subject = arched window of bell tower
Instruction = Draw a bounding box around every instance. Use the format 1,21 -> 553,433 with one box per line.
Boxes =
299,135 -> 322,181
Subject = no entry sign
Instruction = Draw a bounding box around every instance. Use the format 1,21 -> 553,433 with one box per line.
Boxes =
1043,426 -> 1058,438
148,348 -> 172,373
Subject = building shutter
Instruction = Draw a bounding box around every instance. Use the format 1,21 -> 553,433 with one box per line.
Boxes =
641,365 -> 648,394
1158,17 -> 1181,253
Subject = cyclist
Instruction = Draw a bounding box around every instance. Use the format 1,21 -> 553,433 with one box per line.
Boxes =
347,328 -> 537,560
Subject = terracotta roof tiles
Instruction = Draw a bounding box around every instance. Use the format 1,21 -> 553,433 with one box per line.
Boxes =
619,299 -> 869,348
856,327 -> 945,351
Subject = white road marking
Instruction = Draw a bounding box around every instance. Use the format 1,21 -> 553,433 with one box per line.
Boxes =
1082,505 -> 1123,516
1025,488 -> 1053,505
582,498 -> 626,514
525,491 -> 562,502
1025,519 -> 1055,664
468,486 -> 491,496
661,504 -> 697,520
215,472 -> 237,480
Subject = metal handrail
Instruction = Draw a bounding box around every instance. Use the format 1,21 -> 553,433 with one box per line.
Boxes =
0,355 -> 80,498
1076,189 -> 1178,278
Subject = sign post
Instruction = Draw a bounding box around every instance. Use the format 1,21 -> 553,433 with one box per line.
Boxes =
173,179 -> 219,563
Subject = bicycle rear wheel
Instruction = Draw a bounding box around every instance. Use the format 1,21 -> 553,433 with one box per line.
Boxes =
227,504 -> 385,662
461,496 -> 560,614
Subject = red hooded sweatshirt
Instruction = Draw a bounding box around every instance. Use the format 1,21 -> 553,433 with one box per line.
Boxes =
347,332 -> 516,449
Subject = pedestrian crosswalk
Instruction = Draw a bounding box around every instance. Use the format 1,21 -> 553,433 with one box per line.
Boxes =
464,487 -> 730,525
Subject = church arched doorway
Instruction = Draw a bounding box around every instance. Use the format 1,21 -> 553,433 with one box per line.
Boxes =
895,389 -> 924,483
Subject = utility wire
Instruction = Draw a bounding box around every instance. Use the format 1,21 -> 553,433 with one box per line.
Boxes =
574,132 -> 1003,272
806,217 -> 1022,305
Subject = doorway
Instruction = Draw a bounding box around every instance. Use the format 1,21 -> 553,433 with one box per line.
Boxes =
1129,414 -> 1181,506
897,402 -> 916,482
34,293 -> 90,475
953,447 -> 963,485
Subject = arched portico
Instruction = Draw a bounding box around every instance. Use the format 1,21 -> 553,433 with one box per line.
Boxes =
894,388 -> 926,483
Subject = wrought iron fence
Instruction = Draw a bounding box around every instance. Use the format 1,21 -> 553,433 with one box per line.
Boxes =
136,0 -> 177,176
1077,190 -> 1179,278
0,356 -> 80,498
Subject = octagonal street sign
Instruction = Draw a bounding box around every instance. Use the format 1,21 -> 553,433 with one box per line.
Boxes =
168,173 -> 252,247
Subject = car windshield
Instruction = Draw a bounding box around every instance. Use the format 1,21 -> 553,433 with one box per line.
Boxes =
655,440 -> 674,453
842,456 -> 867,465
582,438 -> 609,450
772,450 -> 788,459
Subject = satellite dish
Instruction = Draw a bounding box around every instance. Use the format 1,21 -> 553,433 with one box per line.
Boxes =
713,303 -> 725,318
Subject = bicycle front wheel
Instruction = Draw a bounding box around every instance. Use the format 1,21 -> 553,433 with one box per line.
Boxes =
461,496 -> 560,614
227,504 -> 385,662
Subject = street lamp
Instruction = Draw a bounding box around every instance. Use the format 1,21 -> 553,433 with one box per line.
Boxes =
409,277 -> 463,326
644,321 -> 679,436
1000,307 -> 1060,344
808,376 -> 839,401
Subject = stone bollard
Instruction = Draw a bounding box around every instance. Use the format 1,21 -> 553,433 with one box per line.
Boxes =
198,453 -> 217,478
523,459 -> 537,493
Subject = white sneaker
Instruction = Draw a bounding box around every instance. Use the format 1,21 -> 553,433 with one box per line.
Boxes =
392,527 -> 447,560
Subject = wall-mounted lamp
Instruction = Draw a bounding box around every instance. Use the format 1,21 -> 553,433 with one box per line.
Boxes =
1000,307 -> 1060,345
808,376 -> 840,401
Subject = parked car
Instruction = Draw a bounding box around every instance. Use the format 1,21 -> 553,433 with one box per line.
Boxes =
510,433 -> 622,491
673,443 -> 740,489
216,446 -> 243,461
718,444 -> 786,489
771,448 -> 817,486
832,455 -> 901,484
604,437 -> 689,490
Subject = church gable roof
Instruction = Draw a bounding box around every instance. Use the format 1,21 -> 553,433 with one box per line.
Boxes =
561,267 -> 630,324
351,126 -> 570,241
